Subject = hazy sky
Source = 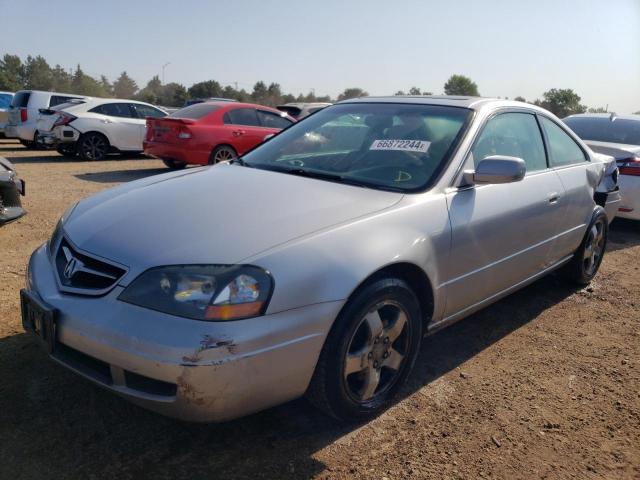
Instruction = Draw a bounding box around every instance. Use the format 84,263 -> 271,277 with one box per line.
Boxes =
2,0 -> 639,112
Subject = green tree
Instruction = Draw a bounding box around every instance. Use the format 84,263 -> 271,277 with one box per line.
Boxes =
394,90 -> 406,96
99,75 -> 113,97
0,54 -> 25,91
23,55 -> 53,90
51,65 -> 72,92
587,106 -> 608,113
136,75 -> 162,103
408,87 -> 421,95
251,81 -> 269,104
158,82 -> 188,107
514,96 -> 526,102
112,71 -> 138,99
188,80 -> 223,99
444,74 -> 479,96
422,91 -> 433,96
534,88 -> 586,117
70,65 -> 109,96
337,87 -> 368,101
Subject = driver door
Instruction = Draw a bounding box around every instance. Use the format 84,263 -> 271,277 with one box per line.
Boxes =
443,111 -> 566,318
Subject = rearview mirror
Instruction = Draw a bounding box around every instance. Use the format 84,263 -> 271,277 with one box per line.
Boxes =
463,155 -> 526,185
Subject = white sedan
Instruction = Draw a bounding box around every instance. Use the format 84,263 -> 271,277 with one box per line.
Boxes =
41,99 -> 167,160
564,113 -> 640,220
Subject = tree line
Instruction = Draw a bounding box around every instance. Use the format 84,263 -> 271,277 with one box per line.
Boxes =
0,54 -> 621,116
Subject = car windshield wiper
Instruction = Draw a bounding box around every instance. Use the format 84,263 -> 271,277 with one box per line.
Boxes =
254,165 -> 406,192
228,157 -> 250,167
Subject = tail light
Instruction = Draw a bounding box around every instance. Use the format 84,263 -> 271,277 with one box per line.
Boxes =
177,127 -> 192,139
53,112 -> 77,128
145,120 -> 152,141
617,156 -> 640,176
20,108 -> 28,122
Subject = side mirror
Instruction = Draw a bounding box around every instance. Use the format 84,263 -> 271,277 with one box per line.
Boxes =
463,155 -> 526,185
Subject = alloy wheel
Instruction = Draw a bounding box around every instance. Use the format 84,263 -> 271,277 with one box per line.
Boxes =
343,300 -> 410,403
82,135 -> 107,160
583,219 -> 606,275
213,147 -> 236,163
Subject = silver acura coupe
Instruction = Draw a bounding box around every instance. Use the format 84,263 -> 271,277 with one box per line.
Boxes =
22,96 -> 618,422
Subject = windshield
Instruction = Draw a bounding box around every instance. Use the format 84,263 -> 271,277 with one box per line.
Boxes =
243,103 -> 472,192
565,116 -> 640,146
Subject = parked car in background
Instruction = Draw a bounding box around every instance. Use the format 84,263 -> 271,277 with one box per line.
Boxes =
0,91 -> 14,137
23,97 -> 615,423
564,113 -> 640,220
39,99 -> 167,160
144,101 -> 295,169
36,99 -> 89,153
183,98 -> 237,107
0,157 -> 25,226
5,90 -> 88,147
276,102 -> 332,120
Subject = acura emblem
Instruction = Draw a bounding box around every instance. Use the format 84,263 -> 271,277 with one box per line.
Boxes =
63,256 -> 80,279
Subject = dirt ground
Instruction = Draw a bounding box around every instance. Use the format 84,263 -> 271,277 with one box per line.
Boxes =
0,138 -> 638,480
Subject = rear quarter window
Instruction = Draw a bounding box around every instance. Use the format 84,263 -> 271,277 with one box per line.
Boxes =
170,103 -> 220,119
11,91 -> 31,108
49,95 -> 82,108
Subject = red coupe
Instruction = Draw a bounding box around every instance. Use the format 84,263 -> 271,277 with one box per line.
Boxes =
144,102 -> 295,169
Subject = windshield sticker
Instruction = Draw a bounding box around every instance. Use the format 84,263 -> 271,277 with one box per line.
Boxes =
370,139 -> 431,153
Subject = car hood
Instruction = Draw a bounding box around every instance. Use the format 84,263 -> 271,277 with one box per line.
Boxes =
64,164 -> 403,275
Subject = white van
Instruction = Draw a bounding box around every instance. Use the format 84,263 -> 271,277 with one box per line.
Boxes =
5,90 -> 88,147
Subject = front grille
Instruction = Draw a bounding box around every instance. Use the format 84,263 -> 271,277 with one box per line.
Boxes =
54,238 -> 126,295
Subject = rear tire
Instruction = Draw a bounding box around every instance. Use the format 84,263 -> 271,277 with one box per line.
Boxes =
306,278 -> 422,422
562,208 -> 608,285
20,139 -> 36,149
208,145 -> 237,165
77,132 -> 109,161
162,158 -> 187,170
56,144 -> 77,158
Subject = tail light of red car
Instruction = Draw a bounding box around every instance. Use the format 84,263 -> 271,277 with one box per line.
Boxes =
20,108 -> 28,122
177,126 -> 192,139
53,112 -> 77,128
617,156 -> 640,176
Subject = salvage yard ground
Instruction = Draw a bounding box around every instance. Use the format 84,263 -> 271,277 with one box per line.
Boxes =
0,138 -> 638,479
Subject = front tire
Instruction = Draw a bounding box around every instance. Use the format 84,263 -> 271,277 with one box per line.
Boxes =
77,132 -> 109,161
307,278 -> 422,421
562,208 -> 608,285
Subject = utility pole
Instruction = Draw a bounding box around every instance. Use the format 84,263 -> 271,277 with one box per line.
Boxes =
162,62 -> 171,84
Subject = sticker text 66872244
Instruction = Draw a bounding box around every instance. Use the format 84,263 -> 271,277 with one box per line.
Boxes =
370,139 -> 431,153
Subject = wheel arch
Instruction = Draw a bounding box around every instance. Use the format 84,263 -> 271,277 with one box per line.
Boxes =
79,129 -> 113,147
342,262 -> 435,331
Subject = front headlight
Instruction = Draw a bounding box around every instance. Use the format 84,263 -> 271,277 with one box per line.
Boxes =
118,265 -> 274,321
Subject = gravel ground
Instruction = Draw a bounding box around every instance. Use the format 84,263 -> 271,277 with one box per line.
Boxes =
0,139 -> 638,479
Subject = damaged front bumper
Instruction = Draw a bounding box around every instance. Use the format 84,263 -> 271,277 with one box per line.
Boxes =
24,243 -> 342,422
0,156 -> 26,226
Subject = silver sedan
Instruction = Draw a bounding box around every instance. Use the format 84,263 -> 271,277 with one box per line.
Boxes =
22,96 -> 615,422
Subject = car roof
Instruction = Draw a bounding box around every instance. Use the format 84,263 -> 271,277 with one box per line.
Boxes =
338,95 -> 545,112
278,102 -> 332,108
14,89 -> 86,97
565,113 -> 640,122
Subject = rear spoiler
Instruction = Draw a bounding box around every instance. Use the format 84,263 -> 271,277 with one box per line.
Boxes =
146,117 -> 196,124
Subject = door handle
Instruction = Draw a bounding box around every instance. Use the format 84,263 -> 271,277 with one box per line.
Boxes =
232,129 -> 246,136
548,192 -> 560,204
